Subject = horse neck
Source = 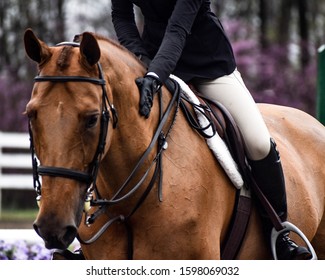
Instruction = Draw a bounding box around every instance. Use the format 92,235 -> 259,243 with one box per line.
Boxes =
96,40 -> 166,201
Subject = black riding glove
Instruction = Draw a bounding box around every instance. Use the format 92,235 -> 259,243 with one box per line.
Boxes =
135,74 -> 161,118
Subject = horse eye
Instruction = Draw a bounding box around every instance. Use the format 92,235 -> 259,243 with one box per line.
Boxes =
86,115 -> 99,128
26,109 -> 37,120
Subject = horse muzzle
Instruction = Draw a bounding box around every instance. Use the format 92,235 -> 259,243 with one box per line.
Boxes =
33,219 -> 78,250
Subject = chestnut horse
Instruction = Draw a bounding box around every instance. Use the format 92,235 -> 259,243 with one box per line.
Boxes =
24,29 -> 325,260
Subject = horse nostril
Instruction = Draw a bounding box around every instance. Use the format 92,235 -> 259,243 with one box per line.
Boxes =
33,222 -> 41,237
33,221 -> 77,249
63,225 -> 78,245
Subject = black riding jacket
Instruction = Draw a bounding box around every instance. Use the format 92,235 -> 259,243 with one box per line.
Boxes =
111,0 -> 236,83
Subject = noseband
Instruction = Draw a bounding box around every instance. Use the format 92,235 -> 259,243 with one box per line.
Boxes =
29,42 -> 118,200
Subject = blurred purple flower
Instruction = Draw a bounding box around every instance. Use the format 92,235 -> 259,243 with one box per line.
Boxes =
29,243 -> 53,260
0,239 -> 53,260
0,69 -> 32,132
226,19 -> 317,116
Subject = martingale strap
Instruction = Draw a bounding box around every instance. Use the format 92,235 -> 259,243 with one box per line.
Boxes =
77,78 -> 182,260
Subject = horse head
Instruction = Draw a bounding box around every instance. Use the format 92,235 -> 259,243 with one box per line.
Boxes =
24,29 -> 118,249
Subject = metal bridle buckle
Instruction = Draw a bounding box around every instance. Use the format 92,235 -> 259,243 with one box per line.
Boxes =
271,221 -> 317,260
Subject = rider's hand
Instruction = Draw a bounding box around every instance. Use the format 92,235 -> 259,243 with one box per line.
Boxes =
135,73 -> 161,118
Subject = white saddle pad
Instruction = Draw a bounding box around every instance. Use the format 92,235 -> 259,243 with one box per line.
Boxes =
170,75 -> 244,189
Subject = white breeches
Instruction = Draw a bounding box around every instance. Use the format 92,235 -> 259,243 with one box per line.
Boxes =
193,69 -> 271,160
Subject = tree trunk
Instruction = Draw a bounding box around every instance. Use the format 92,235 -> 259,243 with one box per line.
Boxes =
277,0 -> 293,45
259,0 -> 269,49
55,0 -> 66,42
297,0 -> 310,67
0,0 -> 10,70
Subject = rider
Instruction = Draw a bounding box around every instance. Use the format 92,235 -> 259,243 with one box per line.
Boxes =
111,0 -> 311,260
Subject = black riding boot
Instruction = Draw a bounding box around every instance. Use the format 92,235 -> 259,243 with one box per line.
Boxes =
249,139 -> 311,260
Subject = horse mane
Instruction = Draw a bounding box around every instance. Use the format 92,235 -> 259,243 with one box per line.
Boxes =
93,33 -> 144,65
73,32 -> 145,67
55,32 -> 145,73
91,33 -> 124,50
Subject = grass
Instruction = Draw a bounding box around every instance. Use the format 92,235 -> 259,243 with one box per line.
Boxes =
0,209 -> 38,221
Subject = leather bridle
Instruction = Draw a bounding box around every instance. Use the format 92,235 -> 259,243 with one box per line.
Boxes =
29,41 -> 117,207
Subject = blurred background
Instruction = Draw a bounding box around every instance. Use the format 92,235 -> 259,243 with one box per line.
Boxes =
0,0 -> 324,229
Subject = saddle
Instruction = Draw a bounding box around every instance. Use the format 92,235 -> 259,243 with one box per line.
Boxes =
165,76 -> 296,259
177,85 -> 317,260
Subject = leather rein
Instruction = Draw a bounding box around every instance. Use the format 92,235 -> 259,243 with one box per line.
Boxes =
29,42 -> 182,259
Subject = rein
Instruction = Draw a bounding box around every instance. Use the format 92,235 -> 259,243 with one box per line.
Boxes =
29,42 -> 182,259
77,79 -> 182,259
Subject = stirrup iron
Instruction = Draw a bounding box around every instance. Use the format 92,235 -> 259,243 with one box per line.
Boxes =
270,221 -> 317,260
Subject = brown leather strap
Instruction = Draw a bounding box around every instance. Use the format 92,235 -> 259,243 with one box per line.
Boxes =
248,176 -> 284,232
221,191 -> 251,259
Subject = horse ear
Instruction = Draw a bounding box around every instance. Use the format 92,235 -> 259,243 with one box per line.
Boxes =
80,32 -> 101,66
24,28 -> 51,64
